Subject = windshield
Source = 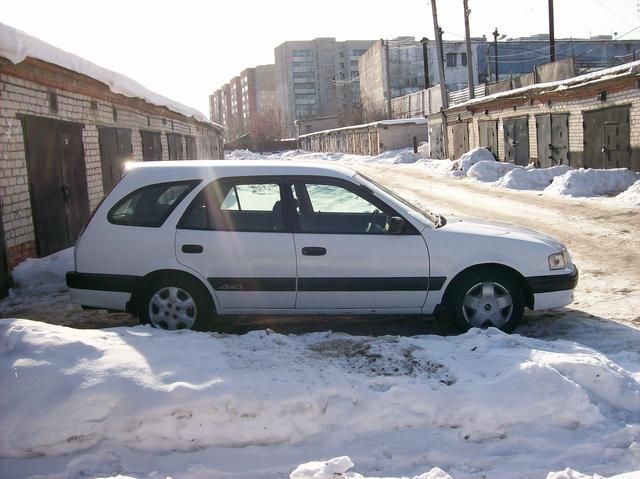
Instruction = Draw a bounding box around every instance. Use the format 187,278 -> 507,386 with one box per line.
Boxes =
354,172 -> 444,227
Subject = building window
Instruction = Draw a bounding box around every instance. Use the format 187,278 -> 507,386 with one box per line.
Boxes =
446,53 -> 457,67
461,53 -> 467,66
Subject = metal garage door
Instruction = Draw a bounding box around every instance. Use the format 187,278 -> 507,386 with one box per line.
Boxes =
141,131 -> 163,161
478,120 -> 498,159
583,106 -> 630,169
429,122 -> 444,159
452,123 -> 470,160
98,127 -> 132,192
0,209 -> 8,300
167,133 -> 183,161
536,114 -> 569,168
503,116 -> 530,166
21,116 -> 90,257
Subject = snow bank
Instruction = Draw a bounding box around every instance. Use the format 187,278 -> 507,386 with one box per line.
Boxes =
0,23 -> 213,125
545,168 -> 640,197
290,456 -> 452,479
451,147 -> 496,176
10,247 -> 73,293
1,320 -> 639,478
467,160 -> 518,182
496,165 -> 572,190
615,180 -> 640,207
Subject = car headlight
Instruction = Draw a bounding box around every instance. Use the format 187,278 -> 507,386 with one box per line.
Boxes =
548,249 -> 572,270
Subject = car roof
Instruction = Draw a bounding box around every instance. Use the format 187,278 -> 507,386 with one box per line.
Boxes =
125,160 -> 358,182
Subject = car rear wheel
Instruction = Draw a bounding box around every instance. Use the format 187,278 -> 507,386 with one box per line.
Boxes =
447,268 -> 524,333
138,275 -> 213,330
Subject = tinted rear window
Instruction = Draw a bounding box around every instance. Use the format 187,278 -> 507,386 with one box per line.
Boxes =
108,180 -> 200,227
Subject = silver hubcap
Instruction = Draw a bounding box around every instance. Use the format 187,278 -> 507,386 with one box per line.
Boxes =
148,286 -> 197,330
462,281 -> 514,329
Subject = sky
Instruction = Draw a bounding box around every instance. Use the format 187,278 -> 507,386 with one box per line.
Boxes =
2,0 -> 640,116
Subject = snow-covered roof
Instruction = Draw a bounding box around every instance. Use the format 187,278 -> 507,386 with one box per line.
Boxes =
449,60 -> 640,111
299,118 -> 426,138
0,22 -> 221,129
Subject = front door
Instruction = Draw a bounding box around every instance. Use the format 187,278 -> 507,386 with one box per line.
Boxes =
290,178 -> 430,311
176,177 -> 296,310
22,116 -> 90,256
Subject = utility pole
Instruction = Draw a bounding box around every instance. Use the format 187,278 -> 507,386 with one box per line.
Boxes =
493,27 -> 499,82
463,0 -> 475,99
431,0 -> 448,109
384,39 -> 393,119
421,37 -> 430,89
548,0 -> 556,62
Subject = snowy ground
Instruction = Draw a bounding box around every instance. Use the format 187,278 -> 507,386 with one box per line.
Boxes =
1,148 -> 639,479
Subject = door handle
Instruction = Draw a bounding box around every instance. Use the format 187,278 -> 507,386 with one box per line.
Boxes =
181,244 -> 203,254
302,247 -> 326,256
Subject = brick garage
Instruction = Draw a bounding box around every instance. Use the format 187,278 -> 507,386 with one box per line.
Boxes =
0,27 -> 224,290
430,61 -> 640,172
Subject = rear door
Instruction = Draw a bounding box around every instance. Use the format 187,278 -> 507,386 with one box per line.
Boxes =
290,177 -> 430,311
176,177 -> 296,310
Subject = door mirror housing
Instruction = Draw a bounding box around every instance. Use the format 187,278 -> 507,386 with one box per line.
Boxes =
387,216 -> 405,234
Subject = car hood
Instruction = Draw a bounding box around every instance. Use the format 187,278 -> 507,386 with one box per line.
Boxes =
436,215 -> 565,250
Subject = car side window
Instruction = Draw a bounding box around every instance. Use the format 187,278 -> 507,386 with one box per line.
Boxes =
108,181 -> 199,227
179,180 -> 284,232
294,181 -> 393,234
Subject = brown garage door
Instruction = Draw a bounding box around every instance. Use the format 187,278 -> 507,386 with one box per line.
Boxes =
167,133 -> 183,161
583,106 -> 630,169
98,127 -> 132,192
21,116 -> 90,257
0,208 -> 8,300
141,131 -> 163,161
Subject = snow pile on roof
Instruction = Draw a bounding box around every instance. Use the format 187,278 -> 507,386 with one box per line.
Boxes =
615,180 -> 640,207
1,319 -> 639,478
467,160 -> 518,182
451,147 -> 496,176
545,168 -> 640,197
0,22 -> 216,126
10,247 -> 73,294
451,60 -> 640,111
496,164 -> 572,190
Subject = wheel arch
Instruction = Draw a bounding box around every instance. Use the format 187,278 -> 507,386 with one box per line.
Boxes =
127,268 -> 218,316
440,263 -> 534,313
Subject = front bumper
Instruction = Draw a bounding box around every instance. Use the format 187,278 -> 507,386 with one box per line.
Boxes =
526,266 -> 578,311
526,266 -> 579,294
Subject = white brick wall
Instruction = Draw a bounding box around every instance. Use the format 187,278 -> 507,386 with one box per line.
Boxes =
453,85 -> 640,164
0,70 -> 222,254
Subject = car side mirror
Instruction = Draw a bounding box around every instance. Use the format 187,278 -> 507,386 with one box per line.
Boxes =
388,216 -> 405,234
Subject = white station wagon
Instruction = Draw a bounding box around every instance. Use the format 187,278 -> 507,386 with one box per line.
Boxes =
67,160 -> 578,333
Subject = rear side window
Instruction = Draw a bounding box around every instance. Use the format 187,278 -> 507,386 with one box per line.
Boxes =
178,179 -> 284,232
108,180 -> 200,227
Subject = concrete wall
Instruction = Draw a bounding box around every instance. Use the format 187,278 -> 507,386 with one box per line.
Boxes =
0,58 -> 223,267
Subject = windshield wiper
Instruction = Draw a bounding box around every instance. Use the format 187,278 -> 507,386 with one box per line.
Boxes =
433,212 -> 447,228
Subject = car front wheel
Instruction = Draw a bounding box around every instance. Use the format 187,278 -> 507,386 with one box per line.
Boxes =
138,275 -> 213,330
447,268 -> 524,333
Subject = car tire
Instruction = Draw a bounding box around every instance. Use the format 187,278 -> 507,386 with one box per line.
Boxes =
138,274 -> 214,331
446,268 -> 524,333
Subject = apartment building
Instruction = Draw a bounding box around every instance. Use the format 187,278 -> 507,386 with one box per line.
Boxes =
274,38 -> 375,137
209,65 -> 277,143
359,37 -> 484,122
